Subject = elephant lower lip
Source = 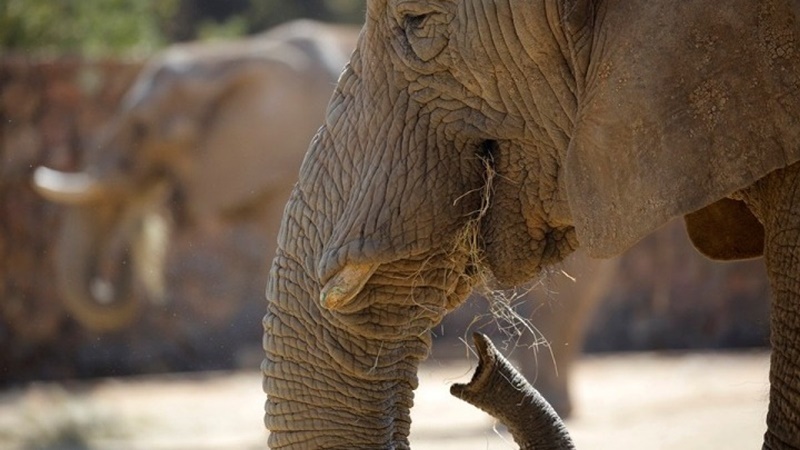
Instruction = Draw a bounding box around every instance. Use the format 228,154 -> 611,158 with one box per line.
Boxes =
319,263 -> 379,310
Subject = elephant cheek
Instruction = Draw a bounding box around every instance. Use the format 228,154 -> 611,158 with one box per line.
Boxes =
481,201 -> 578,287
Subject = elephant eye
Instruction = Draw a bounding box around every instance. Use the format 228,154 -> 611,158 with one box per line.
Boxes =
398,10 -> 450,63
404,13 -> 430,31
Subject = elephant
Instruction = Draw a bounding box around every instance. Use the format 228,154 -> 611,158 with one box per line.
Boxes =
32,19 -> 361,332
262,1 -> 800,448
30,18 -> 611,413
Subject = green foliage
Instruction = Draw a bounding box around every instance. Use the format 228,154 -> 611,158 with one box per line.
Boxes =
322,0 -> 365,23
196,16 -> 249,41
0,0 -> 179,56
0,0 -> 363,55
203,0 -> 364,36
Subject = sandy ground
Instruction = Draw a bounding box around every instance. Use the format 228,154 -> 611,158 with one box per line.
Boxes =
0,350 -> 770,449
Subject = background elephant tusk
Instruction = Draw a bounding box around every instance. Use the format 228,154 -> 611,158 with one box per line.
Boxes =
319,263 -> 378,310
132,210 -> 170,304
32,166 -> 106,204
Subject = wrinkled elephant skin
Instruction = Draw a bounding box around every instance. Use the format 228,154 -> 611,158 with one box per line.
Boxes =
263,1 -> 800,449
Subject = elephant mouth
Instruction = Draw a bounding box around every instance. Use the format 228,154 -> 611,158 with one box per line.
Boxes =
313,177 -> 496,317
314,238 -> 481,333
319,262 -> 380,310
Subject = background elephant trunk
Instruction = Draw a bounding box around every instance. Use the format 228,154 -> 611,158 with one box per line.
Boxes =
55,206 -> 140,333
37,168 -> 171,332
451,333 -> 576,450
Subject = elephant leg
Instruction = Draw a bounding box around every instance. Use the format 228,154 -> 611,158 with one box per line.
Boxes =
736,164 -> 800,449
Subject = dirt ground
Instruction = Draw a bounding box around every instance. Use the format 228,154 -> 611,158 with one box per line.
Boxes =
0,350 -> 770,449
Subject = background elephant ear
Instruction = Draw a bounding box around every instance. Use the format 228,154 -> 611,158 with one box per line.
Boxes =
565,0 -> 800,258
185,45 -> 329,219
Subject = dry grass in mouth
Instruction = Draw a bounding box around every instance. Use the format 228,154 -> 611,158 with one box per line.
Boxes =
402,146 -> 558,373
443,145 -> 562,374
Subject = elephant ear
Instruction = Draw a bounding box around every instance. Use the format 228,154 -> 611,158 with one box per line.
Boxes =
564,0 -> 800,258
185,44 -> 326,218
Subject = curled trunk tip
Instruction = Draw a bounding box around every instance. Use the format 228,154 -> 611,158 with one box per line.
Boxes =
54,207 -> 143,333
451,333 -> 576,450
449,332 -> 498,398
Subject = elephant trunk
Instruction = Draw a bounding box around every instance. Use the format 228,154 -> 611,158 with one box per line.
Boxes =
451,333 -> 576,450
55,206 -> 140,333
36,166 -> 171,332
263,42 -> 481,446
262,151 -> 476,447
263,254 -> 435,448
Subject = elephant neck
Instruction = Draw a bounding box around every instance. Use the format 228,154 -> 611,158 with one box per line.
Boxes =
736,162 -> 800,448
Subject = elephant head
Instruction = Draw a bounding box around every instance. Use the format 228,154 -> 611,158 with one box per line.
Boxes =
264,1 -> 800,448
33,20 -> 359,332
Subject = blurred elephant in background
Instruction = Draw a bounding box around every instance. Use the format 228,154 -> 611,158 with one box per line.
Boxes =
32,20 -> 360,332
